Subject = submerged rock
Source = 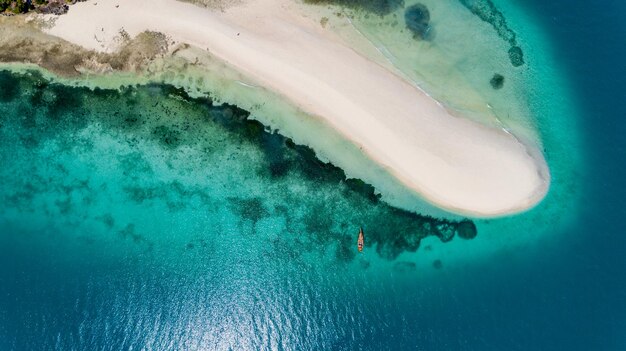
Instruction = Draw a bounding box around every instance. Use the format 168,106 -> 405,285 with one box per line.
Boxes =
490,73 -> 504,89
508,46 -> 525,67
404,4 -> 432,40
456,220 -> 477,239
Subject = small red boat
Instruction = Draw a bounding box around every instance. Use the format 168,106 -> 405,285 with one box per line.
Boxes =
357,227 -> 364,252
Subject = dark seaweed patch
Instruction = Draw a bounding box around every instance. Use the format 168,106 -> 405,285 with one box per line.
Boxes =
229,197 -> 269,224
123,181 -> 211,210
434,222 -> 456,242
0,70 -> 21,102
490,73 -> 505,89
17,103 -> 37,129
96,214 -> 116,229
258,135 -> 292,178
123,113 -> 142,128
37,83 -> 85,121
404,4 -> 432,40
152,125 -> 182,148
303,203 -> 337,244
508,46 -> 524,67
118,224 -> 145,243
91,86 -> 121,99
335,233 -> 357,262
344,178 -> 381,203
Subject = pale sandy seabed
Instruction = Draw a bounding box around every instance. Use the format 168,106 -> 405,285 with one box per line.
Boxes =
0,0 -> 584,262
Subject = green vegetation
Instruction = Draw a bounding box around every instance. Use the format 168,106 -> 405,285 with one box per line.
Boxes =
0,0 -> 31,14
0,0 -> 82,15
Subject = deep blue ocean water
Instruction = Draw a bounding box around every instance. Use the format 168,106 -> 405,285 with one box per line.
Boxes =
1,0 -> 625,350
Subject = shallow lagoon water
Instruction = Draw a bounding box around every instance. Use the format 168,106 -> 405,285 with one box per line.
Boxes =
1,0 -> 625,349
0,72 -> 477,349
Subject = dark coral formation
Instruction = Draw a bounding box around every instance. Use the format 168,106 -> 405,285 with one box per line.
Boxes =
456,220 -> 477,239
152,125 -> 182,148
404,3 -> 432,40
490,73 -> 504,89
508,46 -> 524,67
229,197 -> 270,225
458,0 -> 525,67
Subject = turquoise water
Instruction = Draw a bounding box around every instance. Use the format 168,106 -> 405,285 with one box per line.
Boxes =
1,0 -> 626,349
0,71 -> 476,349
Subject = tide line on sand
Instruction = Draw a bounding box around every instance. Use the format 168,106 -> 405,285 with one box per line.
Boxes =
44,0 -> 550,217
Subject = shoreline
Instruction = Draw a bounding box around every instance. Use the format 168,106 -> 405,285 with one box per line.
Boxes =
38,0 -> 549,217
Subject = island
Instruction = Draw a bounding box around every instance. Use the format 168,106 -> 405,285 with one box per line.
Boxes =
7,0 -> 551,217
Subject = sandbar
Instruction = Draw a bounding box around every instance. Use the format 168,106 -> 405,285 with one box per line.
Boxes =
44,0 -> 550,216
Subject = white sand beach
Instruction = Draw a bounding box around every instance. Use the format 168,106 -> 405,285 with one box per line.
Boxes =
44,0 -> 550,216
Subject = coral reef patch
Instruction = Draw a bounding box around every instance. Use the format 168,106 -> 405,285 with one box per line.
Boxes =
458,0 -> 525,67
0,69 -> 477,265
